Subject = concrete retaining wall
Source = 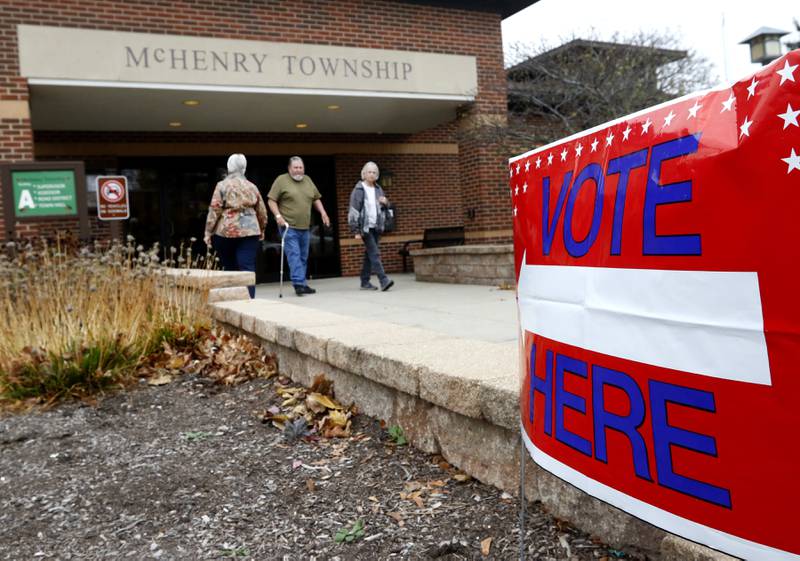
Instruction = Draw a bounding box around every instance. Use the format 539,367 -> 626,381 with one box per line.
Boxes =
209,298 -> 737,561
410,244 -> 514,286
163,268 -> 253,302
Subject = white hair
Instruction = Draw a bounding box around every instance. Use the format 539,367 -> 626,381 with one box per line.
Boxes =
288,156 -> 304,167
360,161 -> 380,181
227,153 -> 247,178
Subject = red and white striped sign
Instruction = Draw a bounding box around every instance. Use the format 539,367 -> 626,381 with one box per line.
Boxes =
511,51 -> 800,560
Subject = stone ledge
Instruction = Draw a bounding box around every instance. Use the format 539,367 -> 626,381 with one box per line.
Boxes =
410,243 -> 513,256
409,244 -> 514,286
211,299 -> 739,561
163,268 -> 255,290
210,300 -> 518,428
208,286 -> 251,302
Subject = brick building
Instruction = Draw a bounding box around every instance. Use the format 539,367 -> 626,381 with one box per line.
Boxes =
0,0 -> 533,280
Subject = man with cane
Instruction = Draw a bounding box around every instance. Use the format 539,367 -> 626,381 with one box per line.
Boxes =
267,156 -> 331,297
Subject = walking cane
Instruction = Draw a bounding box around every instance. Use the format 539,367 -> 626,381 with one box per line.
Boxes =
279,225 -> 289,298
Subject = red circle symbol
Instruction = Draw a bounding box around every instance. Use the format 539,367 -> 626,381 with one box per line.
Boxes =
101,180 -> 124,203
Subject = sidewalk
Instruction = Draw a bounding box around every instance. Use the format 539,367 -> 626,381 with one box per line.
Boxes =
254,273 -> 519,344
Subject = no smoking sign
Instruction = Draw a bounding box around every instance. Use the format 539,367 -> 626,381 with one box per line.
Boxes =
96,175 -> 129,220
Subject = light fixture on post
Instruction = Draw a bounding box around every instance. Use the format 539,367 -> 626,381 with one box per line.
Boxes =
740,27 -> 790,65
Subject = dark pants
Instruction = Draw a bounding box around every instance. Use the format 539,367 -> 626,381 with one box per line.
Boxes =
213,235 -> 259,298
360,229 -> 388,286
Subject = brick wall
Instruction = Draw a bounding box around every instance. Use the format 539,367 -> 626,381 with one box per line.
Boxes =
0,0 -> 510,254
459,134 -> 513,237
336,152 -> 462,275
0,1 -> 506,111
0,117 -> 33,237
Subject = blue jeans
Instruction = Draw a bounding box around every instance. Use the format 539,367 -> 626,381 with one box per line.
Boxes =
360,229 -> 388,286
282,226 -> 310,287
212,235 -> 258,298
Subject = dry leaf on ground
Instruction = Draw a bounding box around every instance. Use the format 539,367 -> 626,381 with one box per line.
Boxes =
481,537 -> 493,556
147,373 -> 172,386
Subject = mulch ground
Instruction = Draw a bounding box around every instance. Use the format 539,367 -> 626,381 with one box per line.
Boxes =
0,370 -> 635,560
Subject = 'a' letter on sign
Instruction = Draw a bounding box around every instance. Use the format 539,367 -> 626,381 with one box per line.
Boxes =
18,189 -> 35,209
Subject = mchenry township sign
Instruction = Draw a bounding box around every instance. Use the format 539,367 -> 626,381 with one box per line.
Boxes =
17,25 -> 477,98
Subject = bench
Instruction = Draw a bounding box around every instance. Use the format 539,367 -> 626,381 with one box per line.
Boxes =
399,226 -> 465,272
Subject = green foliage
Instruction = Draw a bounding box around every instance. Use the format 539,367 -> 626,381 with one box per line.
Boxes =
1,341 -> 134,401
183,431 -> 214,442
388,425 -> 407,446
334,519 -> 365,543
144,322 -> 207,356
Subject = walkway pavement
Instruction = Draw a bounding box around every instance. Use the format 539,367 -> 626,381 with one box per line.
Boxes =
254,274 -> 519,344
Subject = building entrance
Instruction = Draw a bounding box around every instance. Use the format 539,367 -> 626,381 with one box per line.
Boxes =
113,155 -> 339,283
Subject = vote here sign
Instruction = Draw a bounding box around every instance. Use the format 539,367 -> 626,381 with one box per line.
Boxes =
510,50 -> 800,560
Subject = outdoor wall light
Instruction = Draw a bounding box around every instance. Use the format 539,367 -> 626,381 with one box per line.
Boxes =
295,123 -> 308,129
381,170 -> 393,188
168,121 -> 182,127
740,27 -> 789,65
327,104 -> 341,110
182,100 -> 200,106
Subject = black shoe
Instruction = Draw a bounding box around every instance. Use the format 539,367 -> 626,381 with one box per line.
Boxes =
302,285 -> 316,294
294,285 -> 304,296
381,280 -> 394,292
360,283 -> 378,291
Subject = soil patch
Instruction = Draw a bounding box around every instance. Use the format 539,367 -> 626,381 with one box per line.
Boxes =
0,375 -> 631,560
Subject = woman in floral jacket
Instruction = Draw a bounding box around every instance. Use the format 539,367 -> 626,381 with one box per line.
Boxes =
204,153 -> 268,298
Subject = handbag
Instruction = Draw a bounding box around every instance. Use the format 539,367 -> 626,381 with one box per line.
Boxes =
381,203 -> 396,233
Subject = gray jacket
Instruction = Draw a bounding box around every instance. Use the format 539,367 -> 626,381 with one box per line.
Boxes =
348,181 -> 387,234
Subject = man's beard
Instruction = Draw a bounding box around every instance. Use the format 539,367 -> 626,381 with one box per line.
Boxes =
291,174 -> 304,181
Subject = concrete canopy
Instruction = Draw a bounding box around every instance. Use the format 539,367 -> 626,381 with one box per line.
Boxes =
27,81 -> 470,133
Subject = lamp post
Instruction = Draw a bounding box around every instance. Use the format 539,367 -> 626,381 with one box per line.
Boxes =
740,27 -> 790,65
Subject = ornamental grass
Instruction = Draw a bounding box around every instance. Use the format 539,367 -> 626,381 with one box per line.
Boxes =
0,237 -> 212,405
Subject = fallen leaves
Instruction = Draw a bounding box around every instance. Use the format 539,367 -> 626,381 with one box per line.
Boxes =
398,479 -> 452,510
480,536 -> 493,556
433,455 -> 451,471
147,373 -> 172,386
137,327 -> 277,386
306,392 -> 341,412
261,375 -> 355,441
400,489 -> 425,508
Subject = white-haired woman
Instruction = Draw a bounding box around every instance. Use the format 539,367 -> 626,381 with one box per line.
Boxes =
204,153 -> 268,298
347,161 -> 393,291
